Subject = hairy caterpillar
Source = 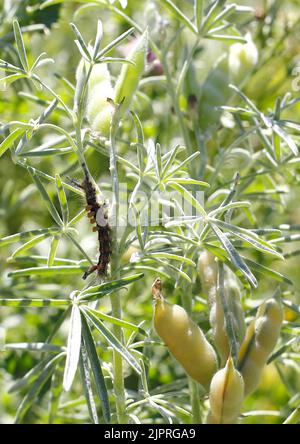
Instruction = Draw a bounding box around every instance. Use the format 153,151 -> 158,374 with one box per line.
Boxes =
73,164 -> 112,279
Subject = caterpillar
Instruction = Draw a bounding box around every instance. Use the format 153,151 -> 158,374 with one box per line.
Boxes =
73,164 -> 112,280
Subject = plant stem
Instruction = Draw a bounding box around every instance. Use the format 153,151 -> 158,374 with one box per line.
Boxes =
109,112 -> 127,423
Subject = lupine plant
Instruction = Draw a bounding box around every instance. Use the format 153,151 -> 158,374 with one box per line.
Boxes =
0,0 -> 300,424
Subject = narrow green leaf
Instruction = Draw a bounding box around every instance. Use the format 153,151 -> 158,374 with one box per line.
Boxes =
15,353 -> 64,423
167,177 -> 209,188
82,306 -> 146,335
63,304 -> 82,392
244,259 -> 293,285
29,168 -> 63,226
161,0 -> 198,35
79,340 -> 99,424
81,314 -> 110,423
210,223 -> 257,287
283,408 -> 300,424
166,151 -> 200,178
47,236 -> 60,267
55,174 -> 69,224
9,356 -> 55,393
0,127 -> 25,158
195,0 -> 204,31
0,73 -> 27,90
10,232 -> 52,258
83,309 -> 141,375
146,252 -> 195,266
0,228 -> 57,247
93,20 -> 103,58
207,34 -> 246,43
267,336 -> 300,364
79,273 -> 144,300
70,23 -> 92,61
13,20 -> 29,72
8,266 -> 86,278
65,232 -> 94,266
0,299 -> 69,307
212,219 -> 284,259
96,27 -> 135,59
48,361 -> 64,424
3,343 -> 64,353
201,0 -> 226,34
167,181 -> 206,217
272,123 -> 298,156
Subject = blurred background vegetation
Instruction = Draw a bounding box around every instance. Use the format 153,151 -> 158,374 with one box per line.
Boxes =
1,0 -> 300,424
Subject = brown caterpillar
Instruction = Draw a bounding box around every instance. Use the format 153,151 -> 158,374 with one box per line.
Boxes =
73,164 -> 112,280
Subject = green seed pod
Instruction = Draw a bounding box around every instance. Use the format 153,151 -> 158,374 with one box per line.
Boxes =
207,357 -> 244,424
198,252 -> 245,364
152,278 -> 218,390
86,63 -> 114,137
114,30 -> 148,119
237,296 -> 283,396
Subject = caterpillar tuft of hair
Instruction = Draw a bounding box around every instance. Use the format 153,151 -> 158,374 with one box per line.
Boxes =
79,163 -> 112,280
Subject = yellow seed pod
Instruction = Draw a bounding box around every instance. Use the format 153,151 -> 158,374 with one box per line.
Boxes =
237,296 -> 283,396
152,278 -> 218,390
207,357 -> 244,424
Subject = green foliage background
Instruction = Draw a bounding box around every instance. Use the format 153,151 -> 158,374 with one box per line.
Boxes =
0,0 -> 300,424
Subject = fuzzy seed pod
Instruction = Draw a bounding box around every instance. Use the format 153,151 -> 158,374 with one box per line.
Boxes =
152,278 -> 218,390
207,357 -> 244,424
237,296 -> 283,396
86,63 -> 114,137
114,30 -> 148,119
198,251 -> 245,364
